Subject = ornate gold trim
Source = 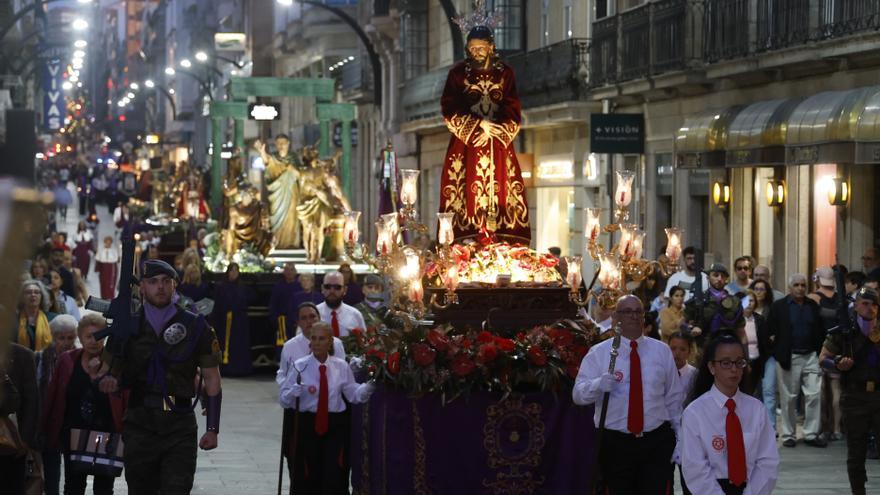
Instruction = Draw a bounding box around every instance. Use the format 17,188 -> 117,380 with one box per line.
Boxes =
481,398 -> 546,493
412,402 -> 432,494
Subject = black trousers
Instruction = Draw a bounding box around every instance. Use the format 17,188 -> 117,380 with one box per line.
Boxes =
123,409 -> 198,495
0,454 -> 26,495
63,454 -> 115,495
599,422 -> 675,495
841,390 -> 880,495
287,411 -> 350,495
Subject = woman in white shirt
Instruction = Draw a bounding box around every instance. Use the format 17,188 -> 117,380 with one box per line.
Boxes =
680,332 -> 778,495
278,322 -> 374,494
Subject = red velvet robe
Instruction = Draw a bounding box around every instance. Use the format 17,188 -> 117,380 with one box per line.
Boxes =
438,59 -> 530,244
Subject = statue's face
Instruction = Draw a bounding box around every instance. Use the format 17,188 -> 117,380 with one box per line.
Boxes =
275,137 -> 290,156
466,39 -> 494,64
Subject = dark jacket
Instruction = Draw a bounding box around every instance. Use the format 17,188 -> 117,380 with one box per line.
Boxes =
767,295 -> 825,370
1,343 -> 39,449
39,348 -> 127,451
751,312 -> 772,378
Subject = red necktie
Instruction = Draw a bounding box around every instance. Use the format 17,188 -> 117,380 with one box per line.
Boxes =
331,311 -> 340,337
726,399 -> 747,486
315,364 -> 329,436
627,340 -> 644,435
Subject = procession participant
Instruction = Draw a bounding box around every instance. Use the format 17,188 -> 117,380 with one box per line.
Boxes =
685,263 -> 745,354
317,271 -> 366,338
681,333 -> 779,495
270,262 -> 302,350
339,263 -> 363,306
669,330 -> 697,495
72,221 -> 94,280
819,287 -> 880,495
211,263 -> 255,376
354,274 -> 387,328
291,273 -> 323,321
438,16 -> 530,243
276,303 -> 346,387
278,323 -> 375,494
573,295 -> 683,494
97,259 -> 223,494
94,236 -> 119,299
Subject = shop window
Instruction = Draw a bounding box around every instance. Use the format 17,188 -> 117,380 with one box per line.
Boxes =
400,3 -> 427,80
812,164 -> 838,269
488,0 -> 524,52
752,168 -> 776,269
535,187 -> 574,254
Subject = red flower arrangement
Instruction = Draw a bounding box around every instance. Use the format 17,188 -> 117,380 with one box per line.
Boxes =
342,319 -> 598,400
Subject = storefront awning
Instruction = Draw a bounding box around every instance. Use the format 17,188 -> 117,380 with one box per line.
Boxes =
855,89 -> 880,164
674,106 -> 742,169
725,98 -> 802,167
785,86 -> 880,165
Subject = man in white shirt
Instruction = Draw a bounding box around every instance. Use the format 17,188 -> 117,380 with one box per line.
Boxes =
665,246 -> 709,302
573,295 -> 683,494
317,271 -> 366,338
276,302 -> 346,387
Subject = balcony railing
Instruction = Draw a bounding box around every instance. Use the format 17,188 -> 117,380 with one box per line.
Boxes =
591,0 -> 880,88
506,38 -> 589,108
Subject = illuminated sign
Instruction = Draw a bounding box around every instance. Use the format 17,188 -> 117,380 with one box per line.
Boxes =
248,103 -> 281,121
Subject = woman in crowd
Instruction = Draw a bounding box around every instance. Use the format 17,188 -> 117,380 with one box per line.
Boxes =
339,263 -> 363,306
30,259 -> 51,286
660,286 -> 688,342
178,264 -> 210,302
748,279 -> 775,317
48,268 -> 81,321
291,273 -> 324,324
72,221 -> 94,280
277,302 -> 346,386
94,236 -> 119,299
211,263 -> 255,376
278,322 -> 375,494
681,333 -> 779,495
41,314 -> 126,495
35,314 -> 78,495
0,343 -> 39,493
740,290 -> 770,396
16,279 -> 57,351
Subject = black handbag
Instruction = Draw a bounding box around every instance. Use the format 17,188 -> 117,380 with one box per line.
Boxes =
67,428 -> 124,478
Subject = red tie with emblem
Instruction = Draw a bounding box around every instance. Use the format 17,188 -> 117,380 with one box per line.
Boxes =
315,364 -> 329,436
627,340 -> 644,435
726,398 -> 747,486
331,310 -> 340,337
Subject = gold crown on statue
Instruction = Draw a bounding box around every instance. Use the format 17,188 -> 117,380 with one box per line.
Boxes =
453,0 -> 503,35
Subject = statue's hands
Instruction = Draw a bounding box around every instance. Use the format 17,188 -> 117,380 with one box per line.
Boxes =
473,128 -> 490,147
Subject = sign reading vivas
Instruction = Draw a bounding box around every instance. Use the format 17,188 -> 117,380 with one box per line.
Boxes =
42,60 -> 66,132
590,113 -> 645,154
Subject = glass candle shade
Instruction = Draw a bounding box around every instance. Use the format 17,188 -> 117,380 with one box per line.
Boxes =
399,169 -> 420,207
437,212 -> 455,246
564,255 -> 583,291
614,170 -> 635,208
380,212 -> 400,242
598,253 -> 621,290
408,278 -> 424,303
632,231 -> 646,260
442,264 -> 460,292
618,224 -> 638,258
585,208 -> 602,242
664,227 -> 683,265
376,220 -> 392,255
343,211 -> 360,245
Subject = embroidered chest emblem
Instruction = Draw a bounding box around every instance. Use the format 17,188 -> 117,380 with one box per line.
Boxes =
614,371 -> 624,382
308,385 -> 317,395
163,323 -> 187,345
712,435 -> 725,452
464,76 -> 503,118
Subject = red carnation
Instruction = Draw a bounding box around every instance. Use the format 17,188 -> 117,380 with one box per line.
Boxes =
539,254 -> 559,268
351,328 -> 364,338
461,338 -> 473,350
452,355 -> 476,376
366,348 -> 386,360
494,337 -> 515,352
550,329 -> 574,347
478,344 -> 498,363
412,343 -> 436,367
387,351 -> 401,375
477,331 -> 494,344
426,329 -> 450,352
527,346 -> 547,366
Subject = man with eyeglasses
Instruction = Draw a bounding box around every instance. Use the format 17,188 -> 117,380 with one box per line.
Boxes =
725,256 -> 753,296
819,287 -> 880,495
767,273 -> 826,448
316,271 -> 366,338
862,247 -> 880,280
574,295 -> 683,494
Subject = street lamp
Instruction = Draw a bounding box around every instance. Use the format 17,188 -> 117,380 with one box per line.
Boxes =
72,18 -> 88,31
180,59 -> 192,68
144,79 -> 155,88
62,81 -> 73,90
195,51 -> 209,62
74,39 -> 87,48
165,67 -> 176,76
130,82 -> 139,90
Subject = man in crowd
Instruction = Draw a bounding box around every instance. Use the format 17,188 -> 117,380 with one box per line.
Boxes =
317,270 -> 366,338
98,259 -> 223,493
573,295 -> 683,493
354,274 -> 387,328
769,273 -> 827,448
753,264 -> 786,301
725,256 -> 753,295
863,246 -> 880,280
48,246 -> 76,297
819,287 -> 880,495
664,246 -> 708,301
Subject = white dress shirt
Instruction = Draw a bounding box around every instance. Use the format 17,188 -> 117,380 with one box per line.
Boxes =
573,334 -> 683,435
276,334 -> 346,386
317,302 -> 366,337
95,247 -> 119,264
681,385 -> 778,495
678,363 -> 698,401
278,354 -> 372,411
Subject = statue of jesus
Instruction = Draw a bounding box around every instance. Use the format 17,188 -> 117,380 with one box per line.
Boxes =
255,134 -> 302,249
438,19 -> 530,244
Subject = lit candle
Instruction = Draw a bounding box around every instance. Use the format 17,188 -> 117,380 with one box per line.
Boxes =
443,264 -> 459,292
585,208 -> 602,242
343,211 -> 360,245
381,212 -> 400,242
664,227 -> 683,265
376,220 -> 391,255
408,278 -> 424,303
400,169 -> 420,207
564,255 -> 583,292
615,170 -> 635,207
619,224 -> 637,258
599,253 -> 620,290
437,212 -> 455,246
632,231 -> 645,260
404,248 -> 421,280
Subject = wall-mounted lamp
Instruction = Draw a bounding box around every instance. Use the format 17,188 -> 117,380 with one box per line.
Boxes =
712,181 -> 731,207
826,177 -> 849,206
766,179 -> 785,207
